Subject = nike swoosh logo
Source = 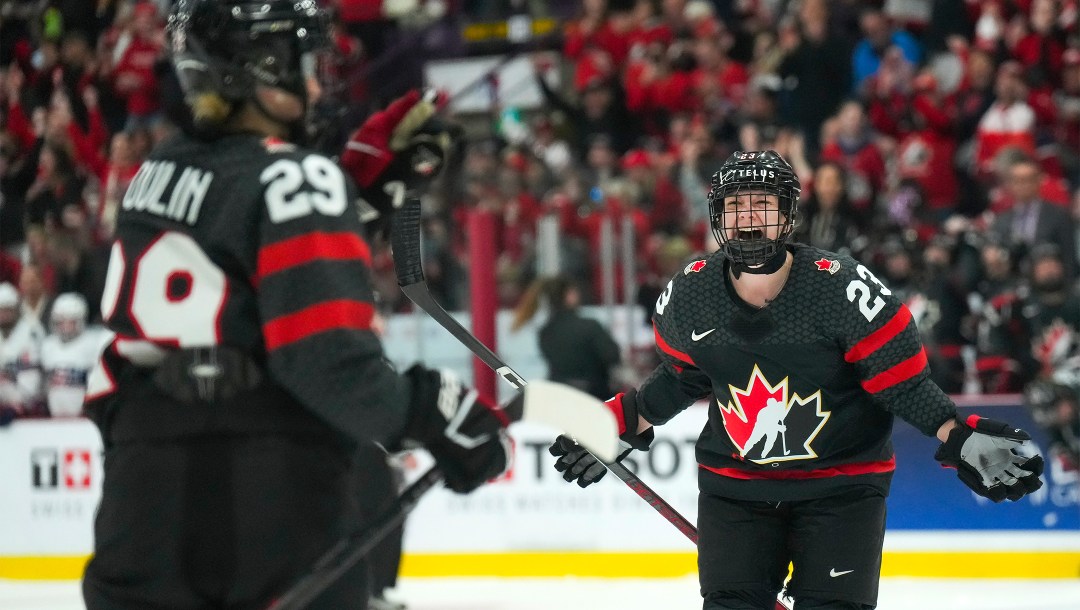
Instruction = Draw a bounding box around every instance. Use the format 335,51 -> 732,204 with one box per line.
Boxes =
691,328 -> 716,341
829,569 -> 854,577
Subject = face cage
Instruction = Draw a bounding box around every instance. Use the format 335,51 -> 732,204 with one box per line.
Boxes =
709,183 -> 797,267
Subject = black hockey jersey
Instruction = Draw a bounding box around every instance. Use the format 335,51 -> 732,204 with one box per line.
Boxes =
637,244 -> 957,500
85,132 -> 409,444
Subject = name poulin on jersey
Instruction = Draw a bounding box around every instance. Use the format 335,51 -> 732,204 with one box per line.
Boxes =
122,160 -> 214,226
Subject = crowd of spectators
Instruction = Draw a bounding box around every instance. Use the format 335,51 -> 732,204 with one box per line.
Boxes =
374,0 -> 1080,470
0,1 -> 1076,467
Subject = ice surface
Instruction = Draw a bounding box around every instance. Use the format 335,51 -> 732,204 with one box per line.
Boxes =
4,577 -> 1080,609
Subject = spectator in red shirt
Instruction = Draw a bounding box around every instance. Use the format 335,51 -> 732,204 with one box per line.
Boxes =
691,35 -> 750,116
897,71 -> 960,215
110,2 -> 164,131
1011,0 -> 1065,89
974,61 -> 1036,178
620,148 -> 686,235
626,0 -> 674,54
1054,49 -> 1080,181
821,100 -> 887,214
564,0 -> 633,90
493,160 -> 541,266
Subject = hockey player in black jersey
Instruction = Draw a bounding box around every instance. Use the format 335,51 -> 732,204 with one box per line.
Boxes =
551,150 -> 1044,609
81,1 -> 511,608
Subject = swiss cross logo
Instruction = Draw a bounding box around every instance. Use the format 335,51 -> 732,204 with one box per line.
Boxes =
814,258 -> 840,274
30,448 -> 93,490
64,450 -> 92,489
683,260 -> 707,275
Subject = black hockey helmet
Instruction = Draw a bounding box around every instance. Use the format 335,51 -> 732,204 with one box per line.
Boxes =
167,0 -> 331,130
707,150 -> 801,268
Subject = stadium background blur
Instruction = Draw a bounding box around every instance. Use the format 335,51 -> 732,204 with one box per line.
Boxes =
0,0 -> 1077,541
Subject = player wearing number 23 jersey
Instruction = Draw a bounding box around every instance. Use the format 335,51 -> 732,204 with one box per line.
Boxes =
550,150 -> 1042,610
649,242 -> 951,500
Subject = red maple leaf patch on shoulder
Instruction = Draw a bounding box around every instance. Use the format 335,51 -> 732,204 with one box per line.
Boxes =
814,258 -> 840,274
683,260 -> 707,275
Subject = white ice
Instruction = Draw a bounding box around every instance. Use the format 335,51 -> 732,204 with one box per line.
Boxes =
4,577 -> 1080,609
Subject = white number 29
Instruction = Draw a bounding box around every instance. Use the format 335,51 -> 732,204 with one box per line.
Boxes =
845,264 -> 892,322
261,155 -> 347,223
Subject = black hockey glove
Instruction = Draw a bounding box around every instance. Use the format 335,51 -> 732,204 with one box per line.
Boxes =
934,415 -> 1044,503
402,365 -> 511,494
549,389 -> 653,488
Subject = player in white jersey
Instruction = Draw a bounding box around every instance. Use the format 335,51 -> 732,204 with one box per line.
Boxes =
41,293 -> 111,417
0,282 -> 46,419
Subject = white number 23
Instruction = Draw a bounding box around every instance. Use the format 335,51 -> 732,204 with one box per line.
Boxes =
845,264 -> 892,322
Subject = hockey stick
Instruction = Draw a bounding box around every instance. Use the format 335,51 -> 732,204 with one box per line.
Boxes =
390,198 -> 700,545
392,200 -> 793,610
267,380 -> 618,610
266,468 -> 442,610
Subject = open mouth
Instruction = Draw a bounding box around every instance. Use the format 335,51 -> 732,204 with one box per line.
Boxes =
735,229 -> 764,240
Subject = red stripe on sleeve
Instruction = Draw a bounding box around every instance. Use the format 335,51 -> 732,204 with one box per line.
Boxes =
653,323 -> 695,366
860,347 -> 928,394
264,299 -> 375,351
844,305 -> 913,363
256,232 -> 372,284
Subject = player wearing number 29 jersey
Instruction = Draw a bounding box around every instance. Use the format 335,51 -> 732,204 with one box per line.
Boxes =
87,131 -> 402,442
82,3 -> 511,609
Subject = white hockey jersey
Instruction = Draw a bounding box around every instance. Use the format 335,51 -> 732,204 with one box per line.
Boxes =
41,326 -> 114,417
0,317 -> 46,412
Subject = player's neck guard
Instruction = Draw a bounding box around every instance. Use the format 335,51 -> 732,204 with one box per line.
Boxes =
729,247 -> 787,279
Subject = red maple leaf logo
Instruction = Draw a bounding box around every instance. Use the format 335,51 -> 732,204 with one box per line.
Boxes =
814,258 -> 840,274
717,366 -> 832,463
718,366 -> 786,454
684,259 -> 708,275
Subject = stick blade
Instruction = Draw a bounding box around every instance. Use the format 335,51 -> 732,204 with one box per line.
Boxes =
521,380 -> 620,462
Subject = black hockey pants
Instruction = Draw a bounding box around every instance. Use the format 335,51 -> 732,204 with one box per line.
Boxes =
83,434 -> 369,609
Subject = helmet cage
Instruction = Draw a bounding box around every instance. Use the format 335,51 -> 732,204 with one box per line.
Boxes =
707,152 -> 800,267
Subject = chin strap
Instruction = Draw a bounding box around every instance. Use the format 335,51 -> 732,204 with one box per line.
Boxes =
730,247 -> 787,279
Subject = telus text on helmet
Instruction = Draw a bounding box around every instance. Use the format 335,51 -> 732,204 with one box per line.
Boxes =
721,169 -> 776,183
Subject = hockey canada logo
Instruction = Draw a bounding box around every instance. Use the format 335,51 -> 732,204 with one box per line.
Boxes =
683,259 -> 707,275
718,365 -> 831,464
814,258 -> 841,274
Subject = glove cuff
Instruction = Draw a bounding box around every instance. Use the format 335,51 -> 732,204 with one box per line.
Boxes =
934,417 -> 972,467
623,426 -> 654,452
606,388 -> 641,437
